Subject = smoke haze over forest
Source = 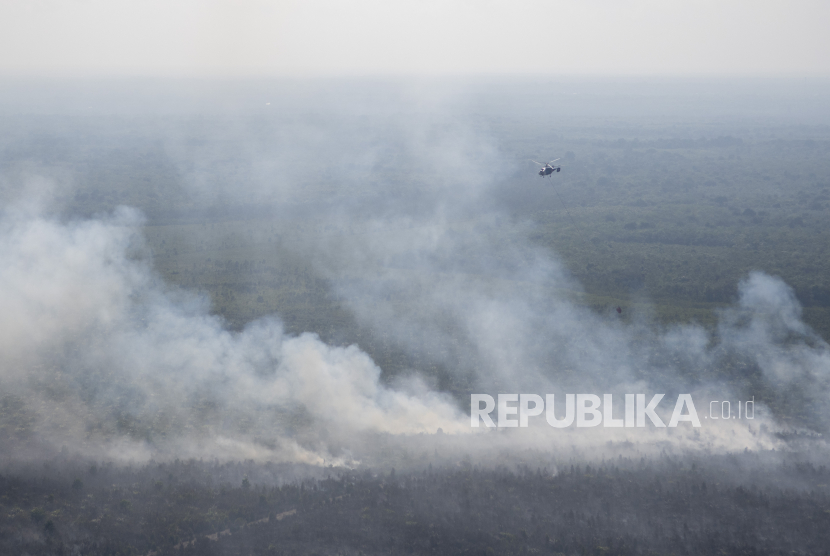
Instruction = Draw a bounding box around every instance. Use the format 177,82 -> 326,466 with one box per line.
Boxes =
0,79 -> 829,470
2,2 -> 830,553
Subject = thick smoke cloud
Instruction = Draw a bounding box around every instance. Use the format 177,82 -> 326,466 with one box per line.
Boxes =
0,202 -> 465,464
1,197 -> 819,464
1,82 -> 828,467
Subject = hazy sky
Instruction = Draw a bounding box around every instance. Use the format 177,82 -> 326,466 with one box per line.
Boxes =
1,0 -> 828,77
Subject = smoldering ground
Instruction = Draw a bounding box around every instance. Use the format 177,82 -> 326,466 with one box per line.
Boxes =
1,80 -> 829,469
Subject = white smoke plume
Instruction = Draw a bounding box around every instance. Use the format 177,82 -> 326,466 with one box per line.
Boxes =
0,202 -> 465,464
1,81 -> 828,468
0,195 -> 825,467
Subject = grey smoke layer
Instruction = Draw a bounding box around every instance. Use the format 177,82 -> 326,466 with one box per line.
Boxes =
0,204 -> 464,464
1,79 -> 828,465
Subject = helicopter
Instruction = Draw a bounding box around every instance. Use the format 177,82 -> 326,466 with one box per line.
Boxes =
532,158 -> 561,176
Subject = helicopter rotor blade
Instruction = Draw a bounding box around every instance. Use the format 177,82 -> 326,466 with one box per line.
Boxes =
549,158 -> 561,163
531,160 -> 544,165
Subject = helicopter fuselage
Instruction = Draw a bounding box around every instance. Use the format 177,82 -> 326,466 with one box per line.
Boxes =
539,165 -> 561,176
